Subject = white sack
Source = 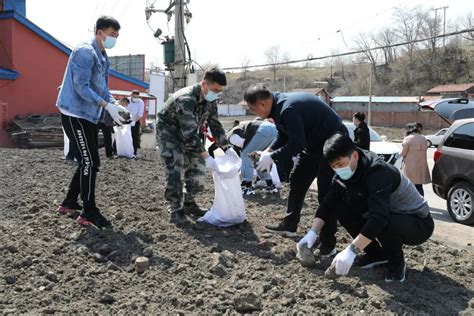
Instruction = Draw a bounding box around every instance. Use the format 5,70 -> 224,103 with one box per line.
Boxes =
113,125 -> 134,158
198,149 -> 246,227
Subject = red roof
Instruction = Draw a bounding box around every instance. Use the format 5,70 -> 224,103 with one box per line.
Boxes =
427,83 -> 474,93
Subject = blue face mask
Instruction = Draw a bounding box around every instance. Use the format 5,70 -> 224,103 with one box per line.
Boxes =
103,36 -> 117,49
204,90 -> 220,102
333,156 -> 355,180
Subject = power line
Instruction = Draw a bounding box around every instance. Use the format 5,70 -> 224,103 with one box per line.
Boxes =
221,28 -> 474,71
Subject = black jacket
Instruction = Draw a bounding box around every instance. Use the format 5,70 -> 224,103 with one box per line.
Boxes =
354,122 -> 370,150
316,149 -> 429,240
268,92 -> 346,162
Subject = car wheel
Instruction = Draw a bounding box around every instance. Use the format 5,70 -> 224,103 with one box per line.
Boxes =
427,140 -> 433,147
447,182 -> 474,225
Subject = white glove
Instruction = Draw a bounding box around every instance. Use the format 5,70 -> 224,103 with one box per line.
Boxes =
297,229 -> 318,249
332,245 -> 357,276
105,103 -> 129,126
204,156 -> 218,171
256,151 -> 273,172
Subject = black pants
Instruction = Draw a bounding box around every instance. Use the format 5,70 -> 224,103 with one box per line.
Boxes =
131,121 -> 141,155
334,201 -> 434,265
97,122 -> 113,157
285,151 -> 337,248
415,184 -> 424,197
61,114 -> 100,210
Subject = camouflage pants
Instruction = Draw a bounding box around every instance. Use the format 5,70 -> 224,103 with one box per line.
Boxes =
158,137 -> 206,211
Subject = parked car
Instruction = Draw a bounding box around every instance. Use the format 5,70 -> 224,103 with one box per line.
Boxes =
432,118 -> 474,225
344,122 -> 402,168
425,128 -> 449,147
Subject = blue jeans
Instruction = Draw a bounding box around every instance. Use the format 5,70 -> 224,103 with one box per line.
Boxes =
241,122 -> 277,182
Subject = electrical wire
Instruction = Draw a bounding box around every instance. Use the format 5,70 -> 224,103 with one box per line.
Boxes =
221,28 -> 474,71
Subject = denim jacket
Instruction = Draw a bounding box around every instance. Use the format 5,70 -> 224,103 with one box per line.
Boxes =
56,38 -> 114,124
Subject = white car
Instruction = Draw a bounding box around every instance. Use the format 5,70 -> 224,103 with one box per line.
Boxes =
344,122 -> 402,169
425,128 -> 449,147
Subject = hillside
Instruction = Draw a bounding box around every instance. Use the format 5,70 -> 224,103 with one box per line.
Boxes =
219,42 -> 474,104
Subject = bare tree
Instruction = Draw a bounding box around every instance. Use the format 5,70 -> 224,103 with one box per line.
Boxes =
393,6 -> 423,64
462,12 -> 474,41
374,27 -> 397,64
353,32 -> 380,79
264,45 -> 290,83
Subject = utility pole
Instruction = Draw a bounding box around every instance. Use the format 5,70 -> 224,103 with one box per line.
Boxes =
145,0 -> 192,92
174,0 -> 186,90
433,6 -> 449,47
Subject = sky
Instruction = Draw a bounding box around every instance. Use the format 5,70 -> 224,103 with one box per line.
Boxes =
26,0 -> 469,71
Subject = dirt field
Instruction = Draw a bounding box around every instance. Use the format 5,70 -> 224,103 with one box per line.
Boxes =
0,147 -> 473,314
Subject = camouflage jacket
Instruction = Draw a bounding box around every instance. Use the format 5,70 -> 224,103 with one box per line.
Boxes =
157,83 -> 228,153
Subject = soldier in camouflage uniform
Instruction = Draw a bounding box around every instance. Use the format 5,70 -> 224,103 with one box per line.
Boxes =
157,68 -> 229,222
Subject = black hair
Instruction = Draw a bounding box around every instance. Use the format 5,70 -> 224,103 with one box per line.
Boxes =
131,90 -> 140,96
323,133 -> 357,163
415,122 -> 423,131
405,123 -> 418,136
203,68 -> 227,86
120,97 -> 130,104
353,112 -> 366,122
233,120 -> 240,127
243,83 -> 272,105
95,16 -> 121,34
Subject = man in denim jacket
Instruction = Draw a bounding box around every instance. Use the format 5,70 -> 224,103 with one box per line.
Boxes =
56,16 -> 129,229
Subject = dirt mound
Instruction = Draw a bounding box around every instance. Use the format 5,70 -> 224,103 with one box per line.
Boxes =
0,148 -> 472,314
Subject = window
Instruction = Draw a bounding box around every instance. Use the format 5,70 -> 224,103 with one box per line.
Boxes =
444,122 -> 474,150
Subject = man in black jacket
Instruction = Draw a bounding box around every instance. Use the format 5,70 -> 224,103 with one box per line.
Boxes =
353,112 -> 370,150
297,133 -> 434,282
244,83 -> 348,257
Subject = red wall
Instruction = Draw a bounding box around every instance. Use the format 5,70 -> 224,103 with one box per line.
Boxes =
337,110 -> 450,129
0,18 -> 146,147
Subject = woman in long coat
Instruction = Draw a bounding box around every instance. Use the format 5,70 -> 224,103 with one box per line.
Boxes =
400,123 -> 431,196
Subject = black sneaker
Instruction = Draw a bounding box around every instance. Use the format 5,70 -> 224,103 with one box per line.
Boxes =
262,184 -> 278,194
354,253 -> 389,269
319,243 -> 337,258
265,220 -> 297,237
385,262 -> 406,283
77,209 -> 112,229
183,202 -> 207,216
242,187 -> 256,196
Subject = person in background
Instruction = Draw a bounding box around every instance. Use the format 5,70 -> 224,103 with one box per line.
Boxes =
56,16 -> 129,228
243,83 -> 348,258
298,133 -> 434,283
400,123 -> 431,196
128,90 -> 144,157
353,112 -> 370,150
228,118 -> 278,195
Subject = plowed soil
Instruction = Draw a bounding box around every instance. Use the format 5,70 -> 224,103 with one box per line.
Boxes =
0,148 -> 473,314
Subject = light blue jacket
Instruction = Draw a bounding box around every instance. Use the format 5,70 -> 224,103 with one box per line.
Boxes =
56,38 -> 114,123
